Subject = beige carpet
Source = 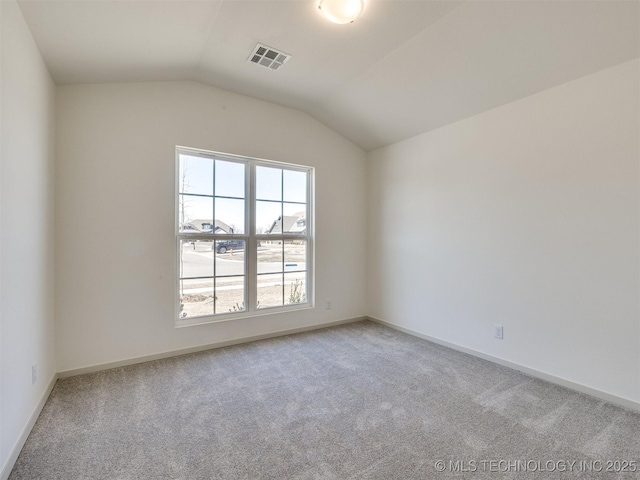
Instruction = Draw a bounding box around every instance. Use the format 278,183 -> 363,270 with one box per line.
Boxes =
10,320 -> 640,479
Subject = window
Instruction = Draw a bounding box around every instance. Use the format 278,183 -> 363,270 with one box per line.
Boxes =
176,147 -> 313,325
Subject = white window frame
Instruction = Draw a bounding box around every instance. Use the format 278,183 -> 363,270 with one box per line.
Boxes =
175,146 -> 314,327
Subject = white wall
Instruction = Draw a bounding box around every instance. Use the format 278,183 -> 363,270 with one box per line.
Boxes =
55,81 -> 367,372
368,59 -> 640,403
0,0 -> 56,474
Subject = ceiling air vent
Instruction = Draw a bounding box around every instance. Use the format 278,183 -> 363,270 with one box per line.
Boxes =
248,43 -> 291,71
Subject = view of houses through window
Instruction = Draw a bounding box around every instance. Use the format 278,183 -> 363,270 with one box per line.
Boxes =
177,148 -> 312,322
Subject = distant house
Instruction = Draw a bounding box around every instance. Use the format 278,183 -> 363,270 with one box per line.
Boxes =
265,213 -> 306,234
182,219 -> 234,234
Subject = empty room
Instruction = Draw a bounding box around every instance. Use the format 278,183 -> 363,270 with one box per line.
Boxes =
1,0 -> 639,478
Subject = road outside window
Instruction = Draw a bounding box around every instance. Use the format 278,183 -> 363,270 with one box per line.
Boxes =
176,148 -> 313,325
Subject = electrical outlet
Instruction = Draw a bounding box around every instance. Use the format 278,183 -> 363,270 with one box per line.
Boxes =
494,325 -> 503,340
32,363 -> 37,385
325,299 -> 332,310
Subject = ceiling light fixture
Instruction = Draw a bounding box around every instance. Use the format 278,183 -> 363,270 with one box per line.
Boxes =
317,0 -> 365,24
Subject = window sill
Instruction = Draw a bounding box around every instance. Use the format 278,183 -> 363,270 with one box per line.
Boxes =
175,303 -> 315,328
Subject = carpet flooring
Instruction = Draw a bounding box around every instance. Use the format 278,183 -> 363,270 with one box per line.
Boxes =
10,320 -> 640,479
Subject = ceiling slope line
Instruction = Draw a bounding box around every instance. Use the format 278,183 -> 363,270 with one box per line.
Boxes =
190,0 -> 226,80
308,0 -> 468,108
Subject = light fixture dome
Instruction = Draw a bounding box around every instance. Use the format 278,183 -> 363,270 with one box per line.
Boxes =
317,0 -> 365,24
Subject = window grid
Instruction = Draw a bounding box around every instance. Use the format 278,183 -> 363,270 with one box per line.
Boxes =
176,147 -> 313,325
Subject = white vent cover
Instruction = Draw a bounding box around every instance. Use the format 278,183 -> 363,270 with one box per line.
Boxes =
248,43 -> 291,71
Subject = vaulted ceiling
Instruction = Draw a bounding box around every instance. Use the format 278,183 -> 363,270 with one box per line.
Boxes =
18,0 -> 640,151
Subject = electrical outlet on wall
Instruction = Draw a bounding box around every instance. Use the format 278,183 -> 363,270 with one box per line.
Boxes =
325,299 -> 332,310
494,325 -> 503,340
32,363 -> 37,385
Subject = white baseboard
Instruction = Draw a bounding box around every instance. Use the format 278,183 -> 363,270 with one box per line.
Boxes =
9,315 -> 635,480
58,316 -> 366,378
2,317 -> 365,478
368,316 -> 640,413
1,374 -> 57,480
